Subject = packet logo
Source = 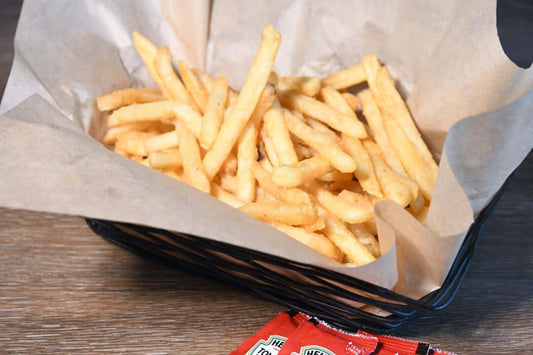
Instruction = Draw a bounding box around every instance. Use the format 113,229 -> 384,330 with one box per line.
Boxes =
247,335 -> 287,355
292,345 -> 335,355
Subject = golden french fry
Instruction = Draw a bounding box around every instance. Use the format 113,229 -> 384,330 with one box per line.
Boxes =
239,200 -> 318,226
363,140 -> 416,207
199,76 -> 229,150
102,122 -> 155,145
305,117 -> 340,141
263,99 -> 298,166
143,130 -> 179,153
147,149 -> 183,169
114,131 -> 156,156
203,24 -> 281,179
358,89 -> 406,175
268,222 -> 343,262
107,101 -> 202,138
177,60 -> 209,113
409,190 -> 426,214
314,203 -> 375,265
175,120 -> 210,194
259,125 -> 280,167
97,88 -> 164,111
277,76 -> 321,97
341,92 -> 359,111
131,32 -> 167,95
375,66 -> 438,177
211,183 -> 246,208
153,46 -> 199,109
317,170 -> 354,183
218,171 -> 238,195
278,89 -> 367,138
220,151 -> 238,176
306,181 -> 373,224
347,223 -> 380,258
252,161 -> 311,205
271,155 -> 332,187
319,86 -> 356,118
236,85 -> 277,202
283,109 -> 357,173
321,63 -> 366,90
194,68 -> 240,104
340,136 -> 383,198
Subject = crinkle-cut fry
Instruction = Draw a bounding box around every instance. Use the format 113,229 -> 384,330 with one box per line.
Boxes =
305,181 -> 373,224
283,109 -> 356,173
363,140 -> 417,207
153,47 -> 199,110
341,92 -> 359,111
321,63 -> 366,90
102,122 -> 154,145
211,183 -> 246,208
97,88 -> 164,111
175,120 -> 210,194
199,76 -> 229,150
115,131 -> 156,156
277,76 -> 321,97
259,126 -> 280,166
375,66 -> 438,176
268,222 -> 343,262
252,161 -> 311,205
143,130 -> 179,153
203,24 -> 281,180
263,99 -> 298,166
340,136 -> 383,198
271,155 -> 332,188
314,203 -> 375,265
348,223 -> 380,258
237,85 -> 277,202
239,200 -> 318,226
131,32 -> 167,96
148,149 -> 182,169
177,60 -> 209,113
278,89 -> 366,138
358,89 -> 406,176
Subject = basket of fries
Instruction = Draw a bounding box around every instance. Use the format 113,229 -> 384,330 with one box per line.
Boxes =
1,1 -> 531,333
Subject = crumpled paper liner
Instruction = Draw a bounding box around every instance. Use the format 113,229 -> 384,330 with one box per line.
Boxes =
1,0 -> 531,300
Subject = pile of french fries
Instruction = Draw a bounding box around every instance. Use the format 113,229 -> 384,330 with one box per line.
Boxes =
97,24 -> 438,266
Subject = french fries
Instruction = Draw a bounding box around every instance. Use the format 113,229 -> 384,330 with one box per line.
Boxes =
96,24 -> 439,266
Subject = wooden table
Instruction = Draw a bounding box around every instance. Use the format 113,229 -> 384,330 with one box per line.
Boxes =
1,2 -> 531,353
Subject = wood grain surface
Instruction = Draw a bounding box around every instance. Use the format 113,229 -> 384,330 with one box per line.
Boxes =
1,1 -> 531,354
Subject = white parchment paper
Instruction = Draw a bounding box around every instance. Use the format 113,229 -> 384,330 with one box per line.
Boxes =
1,0 -> 531,299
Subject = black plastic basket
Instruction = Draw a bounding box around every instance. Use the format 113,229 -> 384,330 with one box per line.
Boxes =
86,173 -> 514,333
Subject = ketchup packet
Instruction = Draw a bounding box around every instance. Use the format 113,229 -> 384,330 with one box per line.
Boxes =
230,311 -> 307,355
357,331 -> 430,355
278,320 -> 378,355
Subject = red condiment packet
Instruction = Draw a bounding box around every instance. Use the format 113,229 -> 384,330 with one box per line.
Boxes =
230,310 -> 308,355
278,319 -> 378,355
357,331 -> 430,355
